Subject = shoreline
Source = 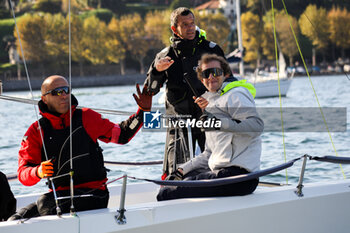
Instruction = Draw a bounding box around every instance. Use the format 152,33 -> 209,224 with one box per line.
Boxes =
1,73 -> 346,93
1,74 -> 146,92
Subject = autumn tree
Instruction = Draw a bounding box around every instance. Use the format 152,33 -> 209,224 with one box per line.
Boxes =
328,7 -> 350,59
299,4 -> 329,63
62,0 -> 87,14
144,10 -> 171,49
277,14 -> 299,66
70,14 -> 88,76
105,17 -> 126,72
196,12 -> 231,54
14,14 -> 50,68
117,13 -> 149,74
82,15 -> 108,65
44,13 -> 67,66
241,11 -> 263,67
264,9 -> 300,66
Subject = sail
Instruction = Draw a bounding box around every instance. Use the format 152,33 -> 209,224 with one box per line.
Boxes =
278,50 -> 287,78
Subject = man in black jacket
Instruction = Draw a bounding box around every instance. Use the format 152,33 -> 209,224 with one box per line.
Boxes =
144,7 -> 227,178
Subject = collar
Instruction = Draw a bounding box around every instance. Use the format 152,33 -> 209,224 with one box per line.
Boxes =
219,78 -> 256,98
38,94 -> 79,129
170,27 -> 206,55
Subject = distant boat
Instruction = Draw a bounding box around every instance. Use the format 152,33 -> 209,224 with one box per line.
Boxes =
239,51 -> 295,98
253,77 -> 293,98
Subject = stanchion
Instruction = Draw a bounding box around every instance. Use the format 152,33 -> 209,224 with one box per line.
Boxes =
115,175 -> 127,224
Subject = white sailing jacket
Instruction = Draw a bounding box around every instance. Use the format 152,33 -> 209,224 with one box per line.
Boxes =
181,81 -> 264,174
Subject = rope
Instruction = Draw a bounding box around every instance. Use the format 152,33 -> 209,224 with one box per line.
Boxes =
129,157 -> 301,187
8,0 -> 63,210
270,0 -> 288,183
104,160 -> 162,166
280,0 -> 346,179
309,156 -> 350,164
0,94 -> 134,115
6,160 -> 163,182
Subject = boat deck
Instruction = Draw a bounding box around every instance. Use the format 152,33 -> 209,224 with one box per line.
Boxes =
2,179 -> 350,233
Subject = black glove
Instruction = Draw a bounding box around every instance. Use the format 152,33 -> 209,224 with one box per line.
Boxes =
165,170 -> 183,181
133,84 -> 152,111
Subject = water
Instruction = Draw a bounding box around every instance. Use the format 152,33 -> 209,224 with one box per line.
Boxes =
0,75 -> 349,195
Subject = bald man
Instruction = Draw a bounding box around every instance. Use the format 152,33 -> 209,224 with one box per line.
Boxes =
10,75 -> 152,220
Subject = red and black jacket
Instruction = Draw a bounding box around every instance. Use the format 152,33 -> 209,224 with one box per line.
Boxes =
18,95 -> 143,190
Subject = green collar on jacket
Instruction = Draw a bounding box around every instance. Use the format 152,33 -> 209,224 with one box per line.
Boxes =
220,80 -> 256,98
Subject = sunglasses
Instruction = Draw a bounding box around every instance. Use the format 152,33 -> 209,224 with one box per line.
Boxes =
201,67 -> 223,79
43,86 -> 70,96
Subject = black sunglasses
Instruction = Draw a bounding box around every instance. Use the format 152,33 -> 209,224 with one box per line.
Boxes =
201,67 -> 223,79
43,86 -> 70,96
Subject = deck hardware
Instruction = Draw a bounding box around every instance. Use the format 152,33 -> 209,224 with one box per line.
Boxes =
115,175 -> 127,224
295,154 -> 308,197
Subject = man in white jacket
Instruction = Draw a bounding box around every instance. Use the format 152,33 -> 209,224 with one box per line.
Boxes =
157,54 -> 264,201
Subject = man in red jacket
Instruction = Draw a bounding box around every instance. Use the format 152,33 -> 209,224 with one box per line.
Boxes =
9,75 -> 152,220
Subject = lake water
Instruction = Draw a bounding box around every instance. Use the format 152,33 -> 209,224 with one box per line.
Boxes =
0,75 -> 349,196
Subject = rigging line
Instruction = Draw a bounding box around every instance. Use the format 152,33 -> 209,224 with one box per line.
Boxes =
8,0 -> 49,161
104,160 -> 162,166
0,94 -> 134,115
68,0 -> 75,215
345,72 -> 350,81
8,0 -> 62,214
280,0 -> 346,179
58,126 -> 82,169
270,0 -> 288,184
56,153 -> 89,176
6,161 -> 162,182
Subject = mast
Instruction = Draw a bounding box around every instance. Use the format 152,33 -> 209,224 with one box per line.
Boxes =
236,0 -> 244,76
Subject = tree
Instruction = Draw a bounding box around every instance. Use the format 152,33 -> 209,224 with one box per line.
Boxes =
14,14 -> 49,65
44,13 -> 67,65
105,17 -> 126,72
196,12 -> 231,54
299,4 -> 329,63
328,7 -> 350,59
241,11 -> 263,67
118,13 -> 149,74
263,9 -> 300,66
70,14 -> 88,76
144,10 -> 171,49
261,16 -> 275,61
82,15 -> 108,65
62,0 -> 87,14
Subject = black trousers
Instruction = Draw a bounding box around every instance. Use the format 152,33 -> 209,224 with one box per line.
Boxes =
157,166 -> 259,201
8,188 -> 109,220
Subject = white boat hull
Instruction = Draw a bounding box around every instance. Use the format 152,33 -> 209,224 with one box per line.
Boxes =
254,78 -> 292,98
1,179 -> 350,233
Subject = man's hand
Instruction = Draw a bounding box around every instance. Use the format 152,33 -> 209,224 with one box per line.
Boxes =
37,159 -> 54,179
155,56 -> 174,72
193,96 -> 209,111
133,84 -> 152,111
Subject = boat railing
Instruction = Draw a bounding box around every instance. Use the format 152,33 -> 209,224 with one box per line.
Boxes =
4,154 -> 349,223
112,154 -> 350,224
